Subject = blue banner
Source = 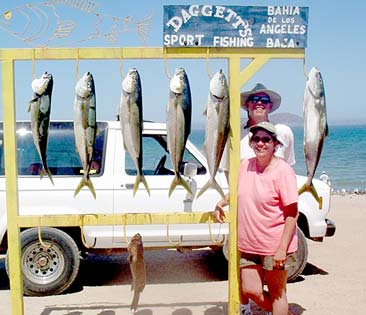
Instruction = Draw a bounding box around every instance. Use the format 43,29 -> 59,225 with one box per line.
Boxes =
163,5 -> 309,48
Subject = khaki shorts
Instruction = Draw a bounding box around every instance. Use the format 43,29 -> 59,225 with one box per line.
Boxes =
239,252 -> 297,271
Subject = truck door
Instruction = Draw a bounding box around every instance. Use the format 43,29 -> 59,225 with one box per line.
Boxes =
112,128 -> 228,246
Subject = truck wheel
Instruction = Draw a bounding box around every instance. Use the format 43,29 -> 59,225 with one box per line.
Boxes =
6,227 -> 80,296
287,227 -> 308,282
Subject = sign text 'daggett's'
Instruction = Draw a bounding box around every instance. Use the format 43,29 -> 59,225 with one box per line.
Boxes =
163,5 -> 308,48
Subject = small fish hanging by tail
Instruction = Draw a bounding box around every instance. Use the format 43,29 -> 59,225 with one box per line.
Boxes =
128,233 -> 146,311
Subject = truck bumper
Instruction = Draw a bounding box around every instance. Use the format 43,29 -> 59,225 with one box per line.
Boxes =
310,219 -> 336,242
325,219 -> 336,237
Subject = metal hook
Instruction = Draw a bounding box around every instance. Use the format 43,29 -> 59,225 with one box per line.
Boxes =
166,222 -> 183,246
208,215 -> 225,245
38,226 -> 53,249
80,214 -> 97,249
205,47 -> 213,79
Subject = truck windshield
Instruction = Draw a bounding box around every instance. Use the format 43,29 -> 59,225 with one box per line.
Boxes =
125,134 -> 206,176
0,122 -> 107,176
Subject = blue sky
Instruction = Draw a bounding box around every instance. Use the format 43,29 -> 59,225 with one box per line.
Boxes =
0,0 -> 365,127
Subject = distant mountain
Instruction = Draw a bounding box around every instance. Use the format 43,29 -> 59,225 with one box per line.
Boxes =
270,112 -> 303,126
192,112 -> 304,129
192,112 -> 364,129
330,119 -> 366,126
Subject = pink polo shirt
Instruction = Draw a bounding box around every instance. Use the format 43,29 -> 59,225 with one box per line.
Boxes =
237,158 -> 298,255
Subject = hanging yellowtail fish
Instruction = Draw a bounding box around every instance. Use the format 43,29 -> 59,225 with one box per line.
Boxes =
197,70 -> 229,200
166,68 -> 192,197
119,68 -> 150,196
298,66 -> 328,207
73,72 -> 97,199
28,72 -> 54,185
128,233 -> 146,311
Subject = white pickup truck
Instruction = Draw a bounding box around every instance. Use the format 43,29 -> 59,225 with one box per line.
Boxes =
0,120 -> 335,296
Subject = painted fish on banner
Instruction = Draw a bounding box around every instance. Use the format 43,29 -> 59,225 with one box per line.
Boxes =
163,5 -> 308,48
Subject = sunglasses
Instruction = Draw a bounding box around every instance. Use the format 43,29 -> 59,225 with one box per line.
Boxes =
251,136 -> 273,144
248,95 -> 272,105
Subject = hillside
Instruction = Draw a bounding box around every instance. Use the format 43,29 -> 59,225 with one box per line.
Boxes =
192,112 -> 303,129
269,112 -> 303,126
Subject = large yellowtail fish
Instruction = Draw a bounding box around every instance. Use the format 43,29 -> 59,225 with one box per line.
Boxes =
128,233 -> 146,311
197,70 -> 229,200
166,68 -> 192,197
119,68 -> 150,196
298,66 -> 328,207
73,72 -> 97,199
28,72 -> 54,185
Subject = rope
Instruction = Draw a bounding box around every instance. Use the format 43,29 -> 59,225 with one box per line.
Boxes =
163,47 -> 172,80
80,215 -> 97,249
75,48 -> 80,81
31,49 -> 36,80
119,48 -> 125,79
208,215 -> 225,245
37,226 -> 53,249
123,215 -> 129,244
205,47 -> 213,79
166,222 -> 183,246
303,57 -> 309,80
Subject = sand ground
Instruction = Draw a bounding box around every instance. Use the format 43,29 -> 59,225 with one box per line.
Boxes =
0,194 -> 365,315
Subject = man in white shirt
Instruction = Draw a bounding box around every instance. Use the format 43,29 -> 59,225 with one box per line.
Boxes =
221,83 -> 295,178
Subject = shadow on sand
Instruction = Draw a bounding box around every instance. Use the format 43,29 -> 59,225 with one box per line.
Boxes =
68,248 -> 228,294
39,301 -> 228,315
0,251 -> 328,297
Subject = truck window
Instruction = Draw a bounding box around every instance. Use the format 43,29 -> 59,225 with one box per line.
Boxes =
125,134 -> 206,175
0,122 -> 107,176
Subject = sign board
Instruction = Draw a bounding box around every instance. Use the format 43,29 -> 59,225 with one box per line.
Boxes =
163,5 -> 309,48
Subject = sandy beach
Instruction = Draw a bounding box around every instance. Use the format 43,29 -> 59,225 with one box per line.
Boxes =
0,194 -> 365,315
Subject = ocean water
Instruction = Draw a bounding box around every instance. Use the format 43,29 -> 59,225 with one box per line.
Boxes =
189,124 -> 366,192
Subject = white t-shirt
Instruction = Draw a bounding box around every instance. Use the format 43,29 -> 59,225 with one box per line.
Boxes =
221,123 -> 296,171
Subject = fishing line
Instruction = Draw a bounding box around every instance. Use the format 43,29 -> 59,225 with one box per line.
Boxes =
205,47 -> 213,79
75,48 -> 80,81
163,47 -> 172,80
119,48 -> 125,79
31,48 -> 36,79
303,57 -> 309,80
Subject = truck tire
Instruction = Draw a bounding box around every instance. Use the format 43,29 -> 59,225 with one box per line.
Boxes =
6,227 -> 80,296
287,227 -> 308,282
